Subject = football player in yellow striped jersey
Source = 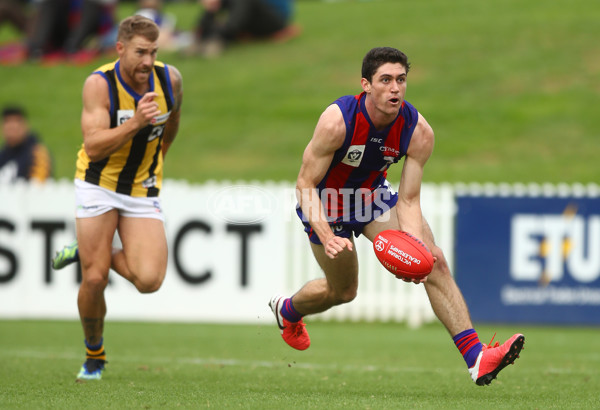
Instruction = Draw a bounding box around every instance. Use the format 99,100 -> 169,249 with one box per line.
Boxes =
52,15 -> 183,381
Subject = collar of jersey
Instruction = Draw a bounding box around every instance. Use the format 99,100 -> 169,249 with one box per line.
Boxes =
359,91 -> 402,135
115,60 -> 155,101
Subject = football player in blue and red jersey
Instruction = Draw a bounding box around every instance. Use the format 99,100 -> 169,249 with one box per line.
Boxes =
270,47 -> 524,386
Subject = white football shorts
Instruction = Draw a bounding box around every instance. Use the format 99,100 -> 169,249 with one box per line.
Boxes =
74,179 -> 164,221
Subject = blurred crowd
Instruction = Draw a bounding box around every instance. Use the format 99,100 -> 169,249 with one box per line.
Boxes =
0,0 -> 299,65
0,0 -> 299,184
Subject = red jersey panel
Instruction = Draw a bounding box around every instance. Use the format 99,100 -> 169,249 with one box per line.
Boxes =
316,92 -> 419,218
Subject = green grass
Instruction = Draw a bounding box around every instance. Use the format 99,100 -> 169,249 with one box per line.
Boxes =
1,0 -> 598,183
2,4 -> 598,407
1,320 -> 599,408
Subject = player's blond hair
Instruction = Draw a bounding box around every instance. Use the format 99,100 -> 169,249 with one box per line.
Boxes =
117,15 -> 159,43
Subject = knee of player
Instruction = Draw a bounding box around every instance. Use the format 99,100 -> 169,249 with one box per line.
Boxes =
332,287 -> 358,305
81,273 -> 109,291
431,246 -> 451,273
135,276 -> 164,294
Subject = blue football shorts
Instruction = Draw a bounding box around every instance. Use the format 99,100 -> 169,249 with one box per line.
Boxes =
296,184 -> 398,245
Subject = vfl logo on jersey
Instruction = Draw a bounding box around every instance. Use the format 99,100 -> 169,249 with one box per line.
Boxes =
117,110 -> 134,125
341,145 -> 365,167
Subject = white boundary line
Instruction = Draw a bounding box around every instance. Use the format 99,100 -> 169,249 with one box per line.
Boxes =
2,348 -> 463,375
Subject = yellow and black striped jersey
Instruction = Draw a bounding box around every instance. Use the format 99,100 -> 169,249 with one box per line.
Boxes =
75,59 -> 174,197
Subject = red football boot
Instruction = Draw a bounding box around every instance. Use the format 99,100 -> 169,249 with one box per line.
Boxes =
268,295 -> 310,351
469,333 -> 525,386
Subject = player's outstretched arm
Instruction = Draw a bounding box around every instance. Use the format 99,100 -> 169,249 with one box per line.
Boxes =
396,112 -> 434,244
296,104 -> 353,258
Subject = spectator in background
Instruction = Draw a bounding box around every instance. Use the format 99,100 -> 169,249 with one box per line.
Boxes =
192,0 -> 298,57
135,0 -> 180,51
64,0 -> 116,57
0,106 -> 52,183
98,0 -> 193,53
0,0 -> 31,64
26,0 -> 116,63
0,0 -> 29,35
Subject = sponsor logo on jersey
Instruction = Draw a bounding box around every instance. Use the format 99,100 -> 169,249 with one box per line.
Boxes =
153,111 -> 171,125
117,110 -> 135,125
142,175 -> 157,188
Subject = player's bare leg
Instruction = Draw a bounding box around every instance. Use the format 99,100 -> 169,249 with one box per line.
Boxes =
363,208 -> 473,334
110,216 -> 168,294
421,222 -> 525,385
269,237 -> 358,350
420,221 -> 473,335
291,238 -> 359,315
76,211 -> 119,344
75,210 -> 119,379
75,213 -> 167,379
364,206 -> 524,385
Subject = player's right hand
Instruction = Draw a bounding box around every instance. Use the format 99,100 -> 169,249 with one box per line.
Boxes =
395,274 -> 428,285
324,236 -> 353,259
135,92 -> 161,127
394,256 -> 436,284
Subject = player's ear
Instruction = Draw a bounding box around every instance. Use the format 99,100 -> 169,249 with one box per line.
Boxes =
361,78 -> 371,93
116,41 -> 125,55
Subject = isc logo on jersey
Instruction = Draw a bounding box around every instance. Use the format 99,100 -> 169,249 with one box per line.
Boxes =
510,205 -> 600,283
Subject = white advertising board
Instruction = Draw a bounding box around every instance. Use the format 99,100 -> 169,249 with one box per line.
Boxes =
0,179 -> 468,325
0,180 -> 296,323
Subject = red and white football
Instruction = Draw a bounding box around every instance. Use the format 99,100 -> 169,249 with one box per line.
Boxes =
373,230 -> 434,280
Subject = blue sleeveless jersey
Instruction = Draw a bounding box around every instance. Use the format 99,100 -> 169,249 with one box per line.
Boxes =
316,92 -> 419,220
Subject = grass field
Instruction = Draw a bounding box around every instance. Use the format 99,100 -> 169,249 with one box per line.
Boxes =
0,320 -> 599,409
1,2 -> 599,408
1,0 -> 598,183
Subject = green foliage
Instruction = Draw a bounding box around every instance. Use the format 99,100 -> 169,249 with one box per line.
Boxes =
1,320 -> 599,408
0,0 -> 598,182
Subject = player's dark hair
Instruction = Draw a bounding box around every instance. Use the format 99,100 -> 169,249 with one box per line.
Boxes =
361,47 -> 410,83
2,105 -> 26,119
117,15 -> 160,43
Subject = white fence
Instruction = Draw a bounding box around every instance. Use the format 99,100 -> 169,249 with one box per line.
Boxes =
4,180 -> 595,325
0,180 -> 456,325
287,183 -> 455,326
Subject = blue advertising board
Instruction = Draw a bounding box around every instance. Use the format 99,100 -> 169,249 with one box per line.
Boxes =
455,195 -> 600,325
